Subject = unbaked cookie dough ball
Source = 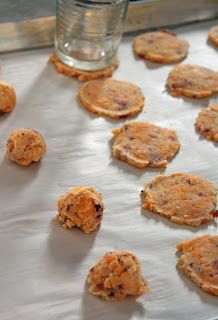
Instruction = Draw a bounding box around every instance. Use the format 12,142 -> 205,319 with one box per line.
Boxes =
87,251 -> 149,301
0,81 -> 16,112
56,186 -> 104,233
7,128 -> 46,166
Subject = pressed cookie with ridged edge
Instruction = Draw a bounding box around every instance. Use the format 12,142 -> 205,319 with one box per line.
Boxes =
49,53 -> 118,81
143,173 -> 217,226
112,122 -> 180,168
167,64 -> 218,98
133,30 -> 189,63
79,79 -> 145,119
177,235 -> 218,296
195,104 -> 218,142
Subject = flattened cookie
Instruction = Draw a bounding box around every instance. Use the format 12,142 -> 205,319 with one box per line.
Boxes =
143,173 -> 217,226
112,122 -> 180,168
177,235 -> 218,296
49,53 -> 118,81
56,186 -> 104,233
133,31 -> 189,63
167,64 -> 218,98
195,104 -> 218,142
208,25 -> 218,47
7,128 -> 46,166
87,251 -> 149,300
79,79 -> 145,120
0,81 -> 16,113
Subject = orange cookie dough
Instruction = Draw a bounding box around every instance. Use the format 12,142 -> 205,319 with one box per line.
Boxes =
133,30 -> 189,63
112,122 -> 180,168
0,81 -> 16,113
87,251 -> 149,301
143,173 -> 217,226
195,104 -> 218,142
79,79 -> 145,120
6,128 -> 46,166
49,53 -> 118,81
177,235 -> 218,296
56,186 -> 104,233
208,25 -> 218,47
167,64 -> 218,98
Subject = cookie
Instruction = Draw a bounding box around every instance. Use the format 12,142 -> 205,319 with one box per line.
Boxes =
177,235 -> 218,296
7,128 -> 46,166
143,173 -> 217,226
56,186 -> 104,233
208,25 -> 218,47
167,64 -> 218,98
195,104 -> 218,142
0,81 -> 16,113
87,251 -> 149,301
133,30 -> 189,63
79,79 -> 145,120
49,53 -> 118,81
112,122 -> 180,168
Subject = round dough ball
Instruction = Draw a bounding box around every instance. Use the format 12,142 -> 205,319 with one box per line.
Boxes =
56,186 -> 104,233
0,81 -> 16,113
7,128 -> 46,166
87,251 -> 149,300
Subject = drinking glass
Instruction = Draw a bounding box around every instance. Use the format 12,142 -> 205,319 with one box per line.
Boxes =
55,0 -> 129,71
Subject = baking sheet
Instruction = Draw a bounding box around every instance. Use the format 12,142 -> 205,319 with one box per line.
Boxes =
0,20 -> 217,320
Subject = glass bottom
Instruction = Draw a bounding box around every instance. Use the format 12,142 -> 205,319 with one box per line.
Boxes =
55,48 -> 117,71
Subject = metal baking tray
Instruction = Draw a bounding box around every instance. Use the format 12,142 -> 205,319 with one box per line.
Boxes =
0,0 -> 218,53
0,9 -> 217,320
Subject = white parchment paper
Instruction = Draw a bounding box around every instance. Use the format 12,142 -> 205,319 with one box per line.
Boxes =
0,20 -> 217,320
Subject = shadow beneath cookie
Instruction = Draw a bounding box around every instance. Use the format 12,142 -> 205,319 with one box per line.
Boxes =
46,219 -> 97,271
176,265 -> 218,307
140,205 -> 214,233
0,156 -> 42,189
0,112 -> 11,124
81,284 -> 146,320
195,127 -> 218,148
165,85 -> 211,107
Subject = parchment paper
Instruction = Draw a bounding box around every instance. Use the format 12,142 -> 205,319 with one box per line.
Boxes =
0,20 -> 217,320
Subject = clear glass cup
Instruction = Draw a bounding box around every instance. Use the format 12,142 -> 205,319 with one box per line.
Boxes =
55,0 -> 129,71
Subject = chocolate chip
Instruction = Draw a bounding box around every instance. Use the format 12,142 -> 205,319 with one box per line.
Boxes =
95,204 -> 102,212
128,136 -> 136,140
